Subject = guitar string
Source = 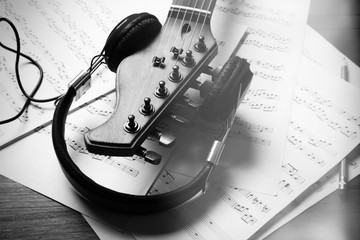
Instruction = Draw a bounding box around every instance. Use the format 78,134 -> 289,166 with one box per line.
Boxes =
186,0 -> 207,52
129,2 -> 179,115
154,0 -> 215,118
157,0 -> 192,86
130,1 -> 214,123
199,0 -> 214,39
174,0 -> 199,68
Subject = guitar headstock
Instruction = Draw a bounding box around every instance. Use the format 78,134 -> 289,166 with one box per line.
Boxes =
84,4 -> 218,161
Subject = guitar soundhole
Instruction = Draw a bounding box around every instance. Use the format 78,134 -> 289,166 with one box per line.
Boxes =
182,23 -> 191,34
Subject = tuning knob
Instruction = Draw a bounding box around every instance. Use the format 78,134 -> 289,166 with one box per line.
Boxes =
168,65 -> 182,82
155,80 -> 169,98
149,129 -> 176,148
135,147 -> 162,165
182,50 -> 195,67
194,36 -> 207,52
124,115 -> 140,133
140,97 -> 155,115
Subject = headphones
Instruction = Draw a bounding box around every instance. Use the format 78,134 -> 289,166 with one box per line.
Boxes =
52,12 -> 252,214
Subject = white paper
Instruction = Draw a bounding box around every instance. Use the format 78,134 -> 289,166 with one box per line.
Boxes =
255,25 -> 360,239
0,0 -> 170,147
0,90 -> 174,229
166,0 -> 310,195
86,24 -> 360,240
125,45 -> 360,240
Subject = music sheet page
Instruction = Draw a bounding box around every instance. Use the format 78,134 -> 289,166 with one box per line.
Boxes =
257,25 -> 360,239
0,0 -> 171,230
0,0 -> 170,147
85,26 -> 360,239
0,90 -> 175,229
126,43 -> 360,240
166,0 -> 310,195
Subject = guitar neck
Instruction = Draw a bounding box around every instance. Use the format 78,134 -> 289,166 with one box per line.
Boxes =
170,0 -> 217,21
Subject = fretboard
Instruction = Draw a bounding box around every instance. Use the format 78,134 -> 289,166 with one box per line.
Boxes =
171,0 -> 217,16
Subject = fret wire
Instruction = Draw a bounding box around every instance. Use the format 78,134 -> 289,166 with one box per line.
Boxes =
171,5 -> 212,15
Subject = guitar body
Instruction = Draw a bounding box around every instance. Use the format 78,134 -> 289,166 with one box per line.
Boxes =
85,2 -> 218,156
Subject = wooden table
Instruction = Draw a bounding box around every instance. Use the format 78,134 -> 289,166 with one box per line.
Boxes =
1,0 -> 359,239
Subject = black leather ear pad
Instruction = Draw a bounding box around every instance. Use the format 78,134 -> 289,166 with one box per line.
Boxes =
200,56 -> 252,122
104,12 -> 162,72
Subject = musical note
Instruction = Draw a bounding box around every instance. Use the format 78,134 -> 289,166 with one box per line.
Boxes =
201,215 -> 232,240
281,162 -> 305,184
233,118 -> 274,134
183,225 -> 205,240
231,188 -> 272,213
103,158 -> 139,177
299,85 -> 360,128
293,93 -> 358,140
290,120 -> 338,157
215,4 -> 293,27
246,88 -> 279,100
65,122 -> 90,135
216,187 -> 257,225
252,70 -> 284,81
247,27 -> 291,44
287,134 -> 326,167
228,129 -> 272,146
247,58 -> 286,71
159,170 -> 177,191
242,39 -> 289,53
147,187 -> 160,196
279,179 -> 293,195
86,105 -> 113,117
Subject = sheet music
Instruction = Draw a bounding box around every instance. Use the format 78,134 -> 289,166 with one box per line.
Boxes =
258,145 -> 360,239
255,26 -> 360,239
0,89 -> 175,230
166,0 -> 310,195
86,25 -> 360,240
0,0 -> 170,148
0,0 -> 112,146
125,42 -> 360,240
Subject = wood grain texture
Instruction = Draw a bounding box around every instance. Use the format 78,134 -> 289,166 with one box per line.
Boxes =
0,175 -> 99,240
0,0 -> 359,239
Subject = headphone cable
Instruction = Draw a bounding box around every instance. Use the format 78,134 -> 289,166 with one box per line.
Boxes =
0,17 -> 63,124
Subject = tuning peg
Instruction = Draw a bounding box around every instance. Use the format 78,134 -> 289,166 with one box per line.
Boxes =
135,147 -> 162,165
149,129 -> 176,148
199,80 -> 213,98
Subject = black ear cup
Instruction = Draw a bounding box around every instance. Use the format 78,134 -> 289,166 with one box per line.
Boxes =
200,56 -> 252,122
104,12 -> 162,72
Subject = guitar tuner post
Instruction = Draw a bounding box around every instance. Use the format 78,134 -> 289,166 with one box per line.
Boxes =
154,80 -> 169,98
168,65 -> 182,82
140,97 -> 155,115
124,114 -> 140,133
194,35 -> 207,53
181,50 -> 195,67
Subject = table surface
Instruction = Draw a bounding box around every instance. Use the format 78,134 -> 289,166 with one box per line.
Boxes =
1,0 -> 359,239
